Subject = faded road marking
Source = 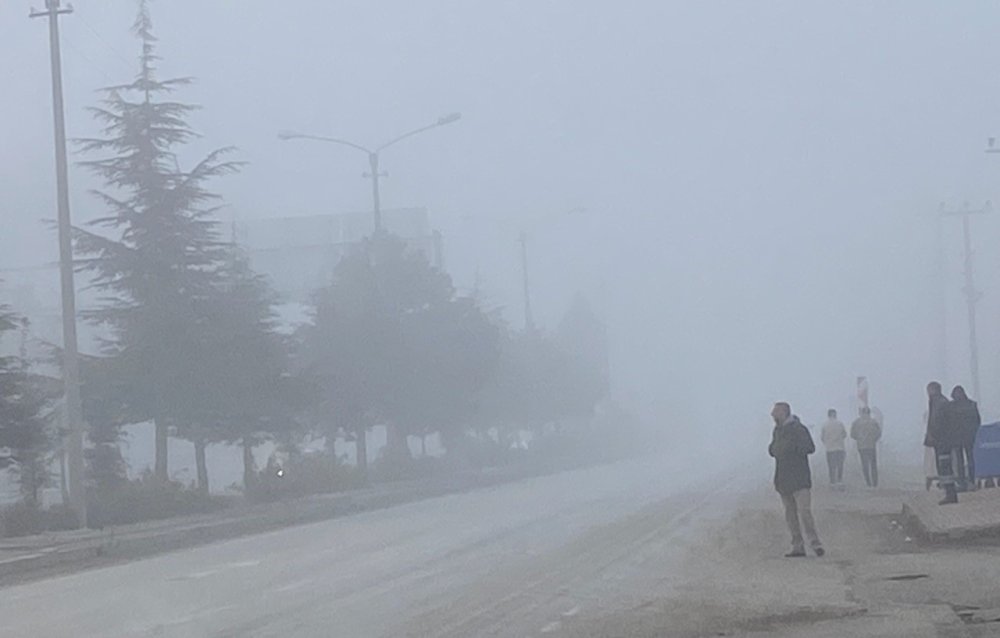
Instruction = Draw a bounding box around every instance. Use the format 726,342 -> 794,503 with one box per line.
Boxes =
540,620 -> 562,633
274,578 -> 314,593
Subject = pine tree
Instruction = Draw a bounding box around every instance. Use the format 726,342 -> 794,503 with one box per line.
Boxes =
0,302 -> 56,507
554,294 -> 610,417
75,0 -> 241,482
183,245 -> 298,494
301,235 -> 499,474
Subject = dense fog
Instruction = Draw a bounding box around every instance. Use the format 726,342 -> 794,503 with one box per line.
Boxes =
9,3 -> 1000,637
3,0 -> 1000,496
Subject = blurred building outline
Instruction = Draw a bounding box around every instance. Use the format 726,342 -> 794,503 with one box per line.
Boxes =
234,207 -> 443,304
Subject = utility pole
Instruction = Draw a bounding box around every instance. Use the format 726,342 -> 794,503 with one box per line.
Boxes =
363,152 -> 386,234
30,0 -> 87,527
941,202 -> 990,403
519,231 -> 534,332
935,213 -> 948,380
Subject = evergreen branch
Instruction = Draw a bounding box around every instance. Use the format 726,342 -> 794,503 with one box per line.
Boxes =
176,148 -> 244,192
84,191 -> 139,226
71,225 -> 136,265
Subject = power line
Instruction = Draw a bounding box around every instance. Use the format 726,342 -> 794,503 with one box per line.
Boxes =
75,11 -> 134,74
61,32 -> 119,85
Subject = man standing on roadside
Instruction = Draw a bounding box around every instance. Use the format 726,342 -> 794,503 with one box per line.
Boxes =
851,407 -> 882,488
950,385 -> 981,490
769,402 -> 825,558
820,409 -> 847,486
926,382 -> 959,504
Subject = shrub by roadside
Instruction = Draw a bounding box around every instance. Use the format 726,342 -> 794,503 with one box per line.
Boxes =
1,502 -> 80,538
86,471 -> 227,529
249,451 -> 365,503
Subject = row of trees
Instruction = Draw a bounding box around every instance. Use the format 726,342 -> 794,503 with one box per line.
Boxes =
0,2 -> 610,511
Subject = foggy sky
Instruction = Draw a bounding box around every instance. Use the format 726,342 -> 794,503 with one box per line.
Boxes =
5,0 -> 1000,446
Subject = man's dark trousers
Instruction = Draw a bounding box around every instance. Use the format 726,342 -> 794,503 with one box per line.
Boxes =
859,448 -> 878,487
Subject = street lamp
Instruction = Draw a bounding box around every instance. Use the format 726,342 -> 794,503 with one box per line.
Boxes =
278,112 -> 462,234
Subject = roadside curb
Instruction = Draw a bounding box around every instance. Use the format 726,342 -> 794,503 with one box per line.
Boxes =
901,488 -> 1000,542
0,469 -> 505,585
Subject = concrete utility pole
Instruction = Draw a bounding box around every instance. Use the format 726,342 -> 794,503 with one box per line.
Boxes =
30,0 -> 87,527
941,201 -> 990,403
279,113 -> 461,235
519,231 -> 535,333
935,214 -> 948,381
365,153 -> 385,233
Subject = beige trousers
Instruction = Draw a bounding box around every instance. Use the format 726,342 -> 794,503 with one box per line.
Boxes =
780,488 -> 822,552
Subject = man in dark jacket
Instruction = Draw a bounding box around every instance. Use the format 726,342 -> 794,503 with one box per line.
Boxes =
768,402 -> 824,557
950,385 -> 981,489
925,381 -> 959,504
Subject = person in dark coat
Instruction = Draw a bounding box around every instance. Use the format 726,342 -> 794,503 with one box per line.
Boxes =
768,402 -> 824,557
950,385 -> 981,489
925,381 -> 959,504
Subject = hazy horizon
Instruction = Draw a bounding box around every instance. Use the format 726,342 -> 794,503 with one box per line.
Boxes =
5,0 -> 1000,441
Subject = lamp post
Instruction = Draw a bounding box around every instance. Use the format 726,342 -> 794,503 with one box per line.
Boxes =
279,113 -> 461,234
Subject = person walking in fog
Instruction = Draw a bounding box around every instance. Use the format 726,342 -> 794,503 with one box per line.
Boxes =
820,409 -> 847,486
851,407 -> 882,487
949,385 -> 981,490
925,382 -> 959,504
768,402 -> 825,558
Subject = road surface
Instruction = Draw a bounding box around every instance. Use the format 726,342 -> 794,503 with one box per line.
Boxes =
1,456 -> 737,637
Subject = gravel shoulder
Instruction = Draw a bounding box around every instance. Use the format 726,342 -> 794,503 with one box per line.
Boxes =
555,464 -> 999,637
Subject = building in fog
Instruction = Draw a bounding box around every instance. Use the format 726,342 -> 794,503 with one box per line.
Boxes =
234,207 -> 444,304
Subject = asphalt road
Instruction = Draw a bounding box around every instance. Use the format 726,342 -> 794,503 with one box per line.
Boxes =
1,455 -> 734,638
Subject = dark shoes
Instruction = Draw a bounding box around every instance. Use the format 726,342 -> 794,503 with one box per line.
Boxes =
940,486 -> 959,505
785,547 -> 824,558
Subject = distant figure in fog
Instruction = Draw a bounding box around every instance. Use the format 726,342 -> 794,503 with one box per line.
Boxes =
925,382 -> 959,504
768,402 -> 825,558
949,385 -> 981,490
851,407 -> 882,488
820,409 -> 847,486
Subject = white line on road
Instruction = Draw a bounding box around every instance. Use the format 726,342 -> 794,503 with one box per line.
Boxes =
274,578 -> 314,593
561,605 -> 581,618
540,620 -> 562,633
